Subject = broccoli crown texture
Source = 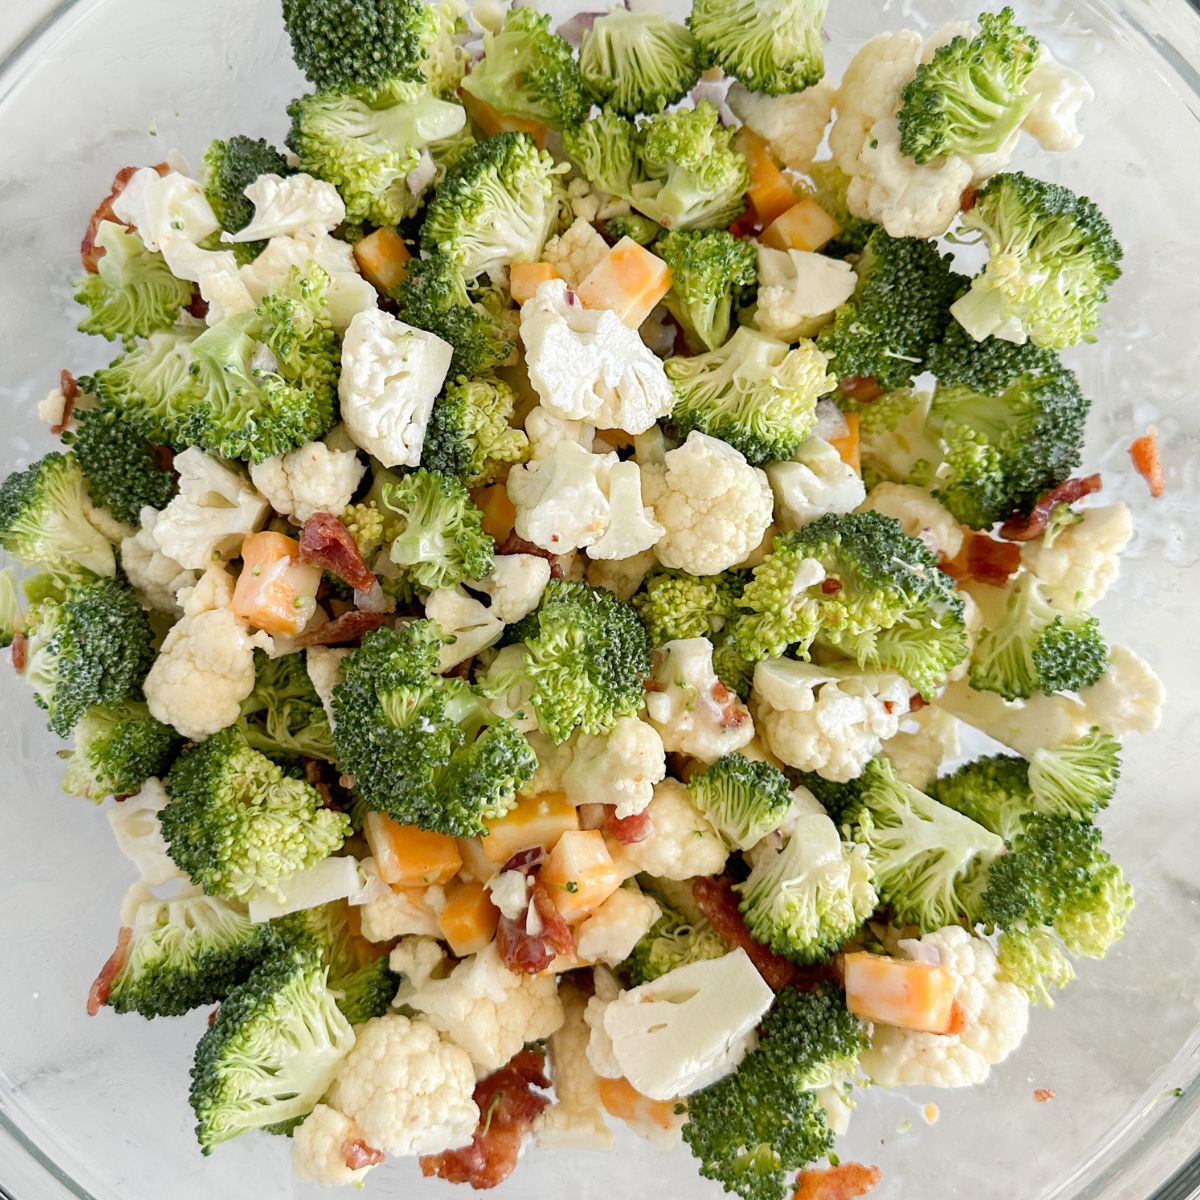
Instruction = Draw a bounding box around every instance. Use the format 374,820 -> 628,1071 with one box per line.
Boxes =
580,10 -> 701,117
620,901 -> 730,987
656,228 -> 760,353
632,567 -> 747,646
562,108 -> 642,200
61,700 -> 178,802
604,213 -> 664,247
203,135 -> 295,261
996,925 -> 1076,1007
929,752 -> 1033,842
333,955 -> 400,1025
688,752 -> 793,851
420,375 -> 528,486
239,649 -> 336,763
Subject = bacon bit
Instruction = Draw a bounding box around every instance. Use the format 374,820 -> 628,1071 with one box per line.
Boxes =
185,290 -> 209,320
299,512 -> 376,592
496,880 -> 573,974
207,1007 -> 219,1027
882,700 -> 895,715
604,808 -> 653,845
821,578 -> 843,595
964,533 -> 1022,586
960,184 -> 978,212
11,632 -> 26,674
908,692 -> 927,712
709,680 -> 750,730
80,163 -> 169,272
793,1163 -> 882,1200
838,376 -> 884,404
728,210 -> 763,240
999,474 -> 1102,542
944,999 -> 968,1036
501,847 -> 545,873
419,1049 -> 550,1190
303,759 -> 335,808
87,927 -> 132,1015
1033,1088 -> 1056,1104
692,877 -> 798,991
497,532 -> 568,580
149,443 -> 175,473
1129,426 -> 1165,498
443,659 -> 472,679
294,610 -> 389,647
341,1138 -> 385,1170
51,370 -> 80,436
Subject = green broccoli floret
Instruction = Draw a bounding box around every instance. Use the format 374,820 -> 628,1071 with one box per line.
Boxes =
970,573 -> 1108,700
1053,858 -> 1133,959
420,375 -> 529,486
189,936 -> 355,1152
0,566 -> 22,647
239,650 -> 336,763
380,468 -> 494,592
287,82 -> 467,225
666,327 -> 834,464
23,577 -> 154,738
340,499 -> 392,563
161,728 -> 350,902
929,752 -> 1033,841
842,387 -> 941,492
202,135 -> 295,263
620,901 -> 730,987
0,452 -> 116,579
333,955 -> 399,1025
818,230 -> 965,393
1028,727 -> 1120,822
60,701 -> 178,802
69,401 -> 177,526
461,7 -> 587,130
711,630 -> 758,701
898,8 -> 1040,165
996,925 -> 1075,1007
806,161 -> 875,257
631,567 -> 747,645
604,213 -> 664,246
688,0 -> 829,96
656,228 -> 759,352
951,171 -> 1123,349
103,891 -> 274,1019
579,10 -> 701,116
331,622 -> 536,834
688,753 -> 792,851
417,0 -> 471,97
562,108 -> 642,200
74,223 -> 193,344
421,132 -> 567,281
730,511 -> 968,699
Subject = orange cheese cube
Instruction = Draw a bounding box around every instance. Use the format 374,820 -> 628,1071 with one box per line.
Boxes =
829,411 -> 861,475
455,837 -> 495,884
461,91 -> 547,148
353,227 -> 411,293
231,531 -> 321,637
482,792 -> 580,864
540,829 -> 623,923
760,197 -> 841,253
471,483 -> 517,544
735,128 -> 797,227
363,812 -> 462,888
843,951 -> 957,1034
597,1076 -> 681,1132
510,261 -> 561,305
438,880 -> 501,956
576,238 -> 673,328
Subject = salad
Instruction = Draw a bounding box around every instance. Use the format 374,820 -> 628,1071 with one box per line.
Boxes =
0,0 -> 1168,1196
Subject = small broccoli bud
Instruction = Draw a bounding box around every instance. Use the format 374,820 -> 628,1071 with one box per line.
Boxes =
656,228 -> 759,353
620,901 -> 730,987
203,135 -> 294,262
61,701 -> 179,802
604,213 -> 664,247
997,925 -> 1075,1007
930,752 -> 1034,842
631,568 -> 747,647
420,375 -> 529,487
580,11 -> 701,117
1028,727 -> 1120,821
688,752 -> 792,852
562,108 -> 642,200
238,650 -> 336,764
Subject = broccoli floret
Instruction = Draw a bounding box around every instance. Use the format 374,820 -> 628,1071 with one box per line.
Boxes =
1028,727 -> 1120,822
951,171 -> 1123,349
461,7 -> 587,130
688,753 -> 792,851
898,8 -> 1040,165
604,213 -> 664,246
579,11 -> 701,117
0,566 -> 22,647
420,375 -> 529,486
60,701 -> 178,802
0,452 -> 116,579
69,401 -> 177,526
380,468 -> 494,592
333,955 -> 400,1025
562,108 -> 643,200
161,728 -> 350,902
806,161 -> 875,258
421,132 -> 567,281
688,0 -> 829,96
340,499 -> 392,563
332,622 -> 536,834
929,752 -> 1033,842
23,577 -> 154,738
841,386 -> 940,492
656,228 -> 759,352
203,135 -> 295,263
818,230 -> 965,393
620,901 -> 730,987
74,223 -> 193,344
286,83 -> 467,226
711,630 -> 758,702
997,925 -> 1075,1007
666,327 -> 834,464
239,650 -> 336,763
731,511 -> 968,699
970,573 -> 1108,700
104,891 -> 274,1019
1053,859 -> 1133,959
631,567 -> 746,645
189,937 -> 355,1152
417,0 -> 471,97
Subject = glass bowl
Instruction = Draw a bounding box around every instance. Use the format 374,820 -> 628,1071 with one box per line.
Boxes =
1,0 -> 1199,1197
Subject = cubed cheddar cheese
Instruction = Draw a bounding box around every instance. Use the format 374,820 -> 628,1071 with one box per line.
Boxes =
760,197 -> 840,253
576,238 -> 673,328
829,411 -> 861,475
540,829 -> 623,923
471,483 -> 517,544
438,879 -> 501,956
735,128 -> 797,227
482,792 -> 580,864
363,811 -> 462,888
843,951 -> 957,1034
510,261 -> 561,305
461,91 -> 547,148
597,1076 -> 680,1132
352,227 -> 411,293
231,531 -> 321,637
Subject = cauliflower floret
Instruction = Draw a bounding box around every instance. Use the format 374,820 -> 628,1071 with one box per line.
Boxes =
327,1015 -> 478,1156
575,887 -> 661,966
726,81 -> 836,171
767,436 -> 866,530
585,548 -> 657,602
355,860 -> 443,942
143,565 -> 271,740
641,432 -> 773,577
292,1104 -> 379,1187
466,553 -> 551,623
399,942 -> 565,1075
1022,49 -> 1094,152
520,279 -> 674,434
38,386 -> 70,429
753,247 -> 857,343
519,729 -> 578,796
1020,503 -> 1132,610
227,173 -> 346,242
584,966 -> 623,1079
587,460 -> 664,561
644,638 -> 755,764
525,405 -> 595,461
938,679 -> 1093,759
111,167 -> 219,256
105,778 -> 182,887
390,935 -> 450,994
153,448 -> 270,571
566,175 -> 631,225
120,507 -> 198,613
881,705 -> 960,791
425,587 -> 505,671
753,658 -> 911,783
562,716 -> 666,818
486,870 -> 532,921
859,481 -> 965,561
306,646 -> 349,725
249,442 -> 365,525
197,252 -> 256,323
339,308 -> 452,469
507,440 -> 616,553
1079,644 -> 1165,737
621,779 -> 728,881
542,217 -> 610,289
860,926 -> 1029,1088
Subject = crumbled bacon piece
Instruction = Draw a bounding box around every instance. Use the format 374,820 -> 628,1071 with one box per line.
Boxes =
207,1007 -> 219,1027
999,474 -> 1102,541
341,1138 -> 385,1170
793,1163 -> 882,1200
1129,426 -> 1165,498
149,442 -> 175,473
821,577 -> 843,595
497,532 -> 568,580
294,610 -> 389,647
944,999 -> 968,1036
838,376 -> 884,403
707,680 -> 750,730
692,877 -> 797,991
299,512 -> 376,592
1033,1088 -> 1056,1104
87,927 -> 132,1016
11,632 -> 26,674
185,291 -> 209,320
604,807 -> 653,845
960,184 -> 978,212
80,163 -> 169,273
728,209 -> 763,240
908,692 -> 927,712
52,370 -> 80,436
303,759 -> 335,808
964,533 -> 1022,586
495,880 -> 573,975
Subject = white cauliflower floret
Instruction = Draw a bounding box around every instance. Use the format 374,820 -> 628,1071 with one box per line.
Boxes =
327,1015 -> 478,1156
153,448 -> 269,571
881,706 -> 960,791
355,860 -> 443,942
588,460 -> 664,561
339,308 -> 452,468
519,730 -> 578,796
467,553 -> 550,623
520,279 -> 674,434
525,405 -> 594,461
726,81 -> 836,171
486,870 -> 532,921
641,432 -> 773,576
562,717 -> 666,818
1023,49 -> 1094,151
120,507 -> 198,613
111,168 -> 219,258
861,926 -> 1029,1088
425,587 -> 505,671
753,659 -> 910,783
584,966 -> 623,1079
1020,503 -> 1132,609
399,942 -> 564,1075
644,638 -> 755,764
38,386 -> 70,429
622,779 -> 728,881
292,1104 -> 379,1187
542,217 -> 610,288
105,778 -> 181,887
197,252 -> 256,323
860,481 -> 965,561
767,436 -> 866,530
248,442 -> 365,525
507,440 -> 616,552
227,173 -> 345,242
753,247 -> 856,342
566,176 -> 630,225
575,888 -> 661,966
1079,644 -> 1165,737
306,647 -> 349,725
390,935 -> 450,994
585,548 -> 657,602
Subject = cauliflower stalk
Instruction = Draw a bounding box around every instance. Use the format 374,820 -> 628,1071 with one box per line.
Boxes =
248,441 -> 365,525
